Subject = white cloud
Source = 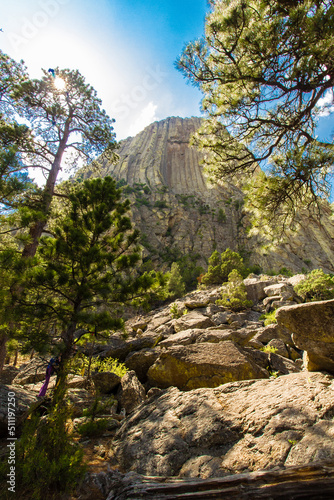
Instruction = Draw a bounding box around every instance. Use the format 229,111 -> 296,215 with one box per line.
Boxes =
317,90 -> 334,117
127,102 -> 158,137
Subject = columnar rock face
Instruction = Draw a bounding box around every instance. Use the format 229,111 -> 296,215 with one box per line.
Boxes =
97,116 -> 334,273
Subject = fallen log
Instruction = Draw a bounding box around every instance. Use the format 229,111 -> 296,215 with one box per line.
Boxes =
112,461 -> 334,499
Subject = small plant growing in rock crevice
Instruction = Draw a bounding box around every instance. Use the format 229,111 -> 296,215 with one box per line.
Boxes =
259,310 -> 277,325
170,303 -> 188,319
261,345 -> 278,354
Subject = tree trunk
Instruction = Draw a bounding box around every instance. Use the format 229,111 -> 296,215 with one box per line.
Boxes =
52,320 -> 77,407
110,461 -> 334,500
0,333 -> 8,373
21,124 -> 70,259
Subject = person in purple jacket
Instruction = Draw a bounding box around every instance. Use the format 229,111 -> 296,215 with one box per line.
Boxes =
38,355 -> 61,398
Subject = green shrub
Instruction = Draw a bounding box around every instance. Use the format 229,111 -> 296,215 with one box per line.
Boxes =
216,270 -> 253,311
166,262 -> 186,298
77,418 -> 109,437
294,269 -> 334,302
170,303 -> 188,319
218,208 -> 226,223
154,200 -> 168,208
82,395 -> 116,419
11,400 -> 85,499
201,248 -> 246,286
279,267 -> 293,277
261,345 -> 278,353
72,355 -> 128,378
259,310 -> 277,325
87,357 -> 128,377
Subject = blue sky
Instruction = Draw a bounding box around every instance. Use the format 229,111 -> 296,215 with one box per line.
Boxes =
1,0 -> 333,145
1,0 -> 208,140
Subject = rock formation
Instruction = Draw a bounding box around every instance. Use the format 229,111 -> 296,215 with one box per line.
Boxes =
109,372 -> 334,478
276,299 -> 334,372
94,116 -> 334,274
3,272 -> 334,498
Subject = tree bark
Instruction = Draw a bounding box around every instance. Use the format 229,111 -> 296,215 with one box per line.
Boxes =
0,333 -> 8,373
21,120 -> 71,259
111,461 -> 334,500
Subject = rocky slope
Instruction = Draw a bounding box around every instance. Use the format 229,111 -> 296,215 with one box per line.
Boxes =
3,274 -> 334,498
96,116 -> 334,273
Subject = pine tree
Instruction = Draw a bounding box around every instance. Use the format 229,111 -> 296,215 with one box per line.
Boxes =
7,177 -> 156,398
201,248 -> 246,286
0,52 -> 118,370
201,250 -> 223,285
167,262 -> 186,298
0,51 -> 117,258
177,0 -> 334,214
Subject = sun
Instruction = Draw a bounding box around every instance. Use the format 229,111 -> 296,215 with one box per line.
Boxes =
54,77 -> 66,91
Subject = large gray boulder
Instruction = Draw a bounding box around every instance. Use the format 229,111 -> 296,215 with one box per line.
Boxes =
244,278 -> 274,303
276,299 -> 334,372
109,372 -> 334,478
12,357 -> 46,386
118,371 -> 146,414
173,311 -> 214,333
0,384 -> 37,437
0,365 -> 20,385
252,323 -> 293,346
147,341 -> 269,391
92,371 -> 121,394
125,348 -> 160,383
98,332 -> 164,362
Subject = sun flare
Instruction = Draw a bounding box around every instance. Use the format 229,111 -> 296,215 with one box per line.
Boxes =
54,77 -> 66,91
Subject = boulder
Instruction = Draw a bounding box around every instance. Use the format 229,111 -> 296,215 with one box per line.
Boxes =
0,384 -> 37,437
287,274 -> 306,287
276,299 -> 334,373
263,295 -> 281,307
92,371 -> 121,394
210,311 -> 230,325
119,371 -> 146,414
253,323 -> 293,346
109,372 -> 334,478
125,349 -> 160,383
131,319 -> 148,332
196,328 -> 256,347
147,314 -> 173,331
285,420 -> 334,466
184,297 -> 210,309
99,332 -> 164,362
147,341 -> 268,391
0,365 -> 20,385
67,375 -> 87,389
67,388 -> 96,418
267,339 -> 290,358
244,278 -> 274,303
12,356 -> 46,386
264,283 -> 293,297
158,329 -> 200,348
272,299 -> 298,310
173,311 -> 214,333
268,352 -> 301,375
95,335 -> 129,361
